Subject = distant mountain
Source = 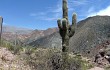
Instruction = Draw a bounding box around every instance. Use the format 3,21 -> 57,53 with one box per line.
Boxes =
2,25 -> 58,44
24,27 -> 58,44
28,16 -> 110,57
28,32 -> 61,48
2,25 -> 33,42
3,25 -> 33,34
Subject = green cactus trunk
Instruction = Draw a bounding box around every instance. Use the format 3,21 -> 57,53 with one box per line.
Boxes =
57,0 -> 77,53
62,37 -> 69,52
57,0 -> 77,70
63,0 -> 68,20
0,17 -> 3,46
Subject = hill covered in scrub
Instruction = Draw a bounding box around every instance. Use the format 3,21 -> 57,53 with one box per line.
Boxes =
0,46 -> 96,70
28,31 -> 61,48
28,16 -> 110,57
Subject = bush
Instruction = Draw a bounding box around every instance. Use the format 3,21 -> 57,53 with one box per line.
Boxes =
24,46 -> 37,55
21,48 -> 92,70
1,40 -> 23,54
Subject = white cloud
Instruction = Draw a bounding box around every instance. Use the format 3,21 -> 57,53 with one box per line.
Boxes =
88,7 -> 95,13
30,0 -> 62,21
69,0 -> 88,6
30,12 -> 46,17
30,0 -> 89,21
30,13 -> 37,16
88,5 -> 110,17
52,3 -> 62,13
40,17 -> 57,21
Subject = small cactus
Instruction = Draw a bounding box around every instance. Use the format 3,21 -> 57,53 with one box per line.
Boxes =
0,16 -> 3,46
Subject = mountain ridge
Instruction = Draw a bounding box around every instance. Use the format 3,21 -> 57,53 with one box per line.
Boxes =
27,16 -> 110,57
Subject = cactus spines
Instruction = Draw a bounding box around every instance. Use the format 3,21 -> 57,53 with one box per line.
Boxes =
0,16 -> 3,46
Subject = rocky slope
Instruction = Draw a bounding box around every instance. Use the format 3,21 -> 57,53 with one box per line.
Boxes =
0,47 -> 31,70
24,27 -> 58,45
70,16 -> 110,57
28,32 -> 61,48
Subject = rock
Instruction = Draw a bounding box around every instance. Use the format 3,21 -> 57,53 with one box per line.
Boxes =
0,48 -> 14,61
94,54 -> 101,62
99,49 -> 106,57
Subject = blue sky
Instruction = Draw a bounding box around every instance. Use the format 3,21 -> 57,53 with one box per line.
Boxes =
0,0 -> 110,30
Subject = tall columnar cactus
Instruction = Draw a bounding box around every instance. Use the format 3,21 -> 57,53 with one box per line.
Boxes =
57,0 -> 77,69
57,0 -> 77,52
0,16 -> 3,46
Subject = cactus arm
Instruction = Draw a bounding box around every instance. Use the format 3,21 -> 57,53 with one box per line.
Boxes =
62,18 -> 68,30
72,13 -> 77,27
57,19 -> 62,29
69,13 -> 77,37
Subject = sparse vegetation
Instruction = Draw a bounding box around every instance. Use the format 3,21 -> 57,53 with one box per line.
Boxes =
0,39 -> 23,54
20,48 -> 92,70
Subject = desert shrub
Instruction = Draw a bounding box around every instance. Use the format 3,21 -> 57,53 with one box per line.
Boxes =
74,55 -> 86,70
68,56 -> 82,70
22,48 -> 62,70
21,48 -> 92,70
105,65 -> 110,70
1,40 -> 14,51
24,46 -> 37,55
1,40 -> 23,54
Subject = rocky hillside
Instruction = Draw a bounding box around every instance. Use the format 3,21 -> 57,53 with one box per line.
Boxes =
70,16 -> 110,57
29,32 -> 61,48
28,16 -> 110,57
24,28 -> 58,45
0,47 -> 31,70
